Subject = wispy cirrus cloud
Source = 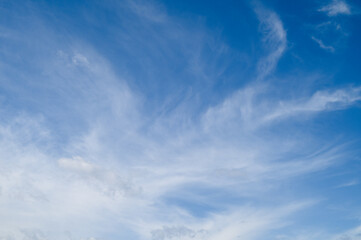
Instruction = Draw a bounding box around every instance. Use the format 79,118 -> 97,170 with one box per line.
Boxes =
254,4 -> 287,80
335,179 -> 359,188
261,87 -> 361,123
311,36 -> 335,52
319,0 -> 352,16
0,0 -> 361,240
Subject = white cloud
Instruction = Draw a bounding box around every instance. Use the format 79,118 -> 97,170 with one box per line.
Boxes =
201,5 -> 288,131
137,201 -> 315,240
319,0 -> 351,16
1,1 -> 361,240
332,225 -> 361,240
311,36 -> 335,52
58,156 -> 95,173
151,226 -> 207,240
72,53 -> 89,66
255,5 -> 287,80
127,0 -> 168,23
262,87 -> 361,123
203,85 -> 361,132
335,179 -> 359,188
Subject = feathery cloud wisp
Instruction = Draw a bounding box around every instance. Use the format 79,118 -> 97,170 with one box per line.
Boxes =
319,0 -> 351,16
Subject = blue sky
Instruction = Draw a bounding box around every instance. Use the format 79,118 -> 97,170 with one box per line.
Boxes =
1,0 -> 361,239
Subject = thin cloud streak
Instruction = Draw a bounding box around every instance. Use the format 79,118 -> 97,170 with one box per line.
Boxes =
335,179 -> 359,188
311,36 -> 335,52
